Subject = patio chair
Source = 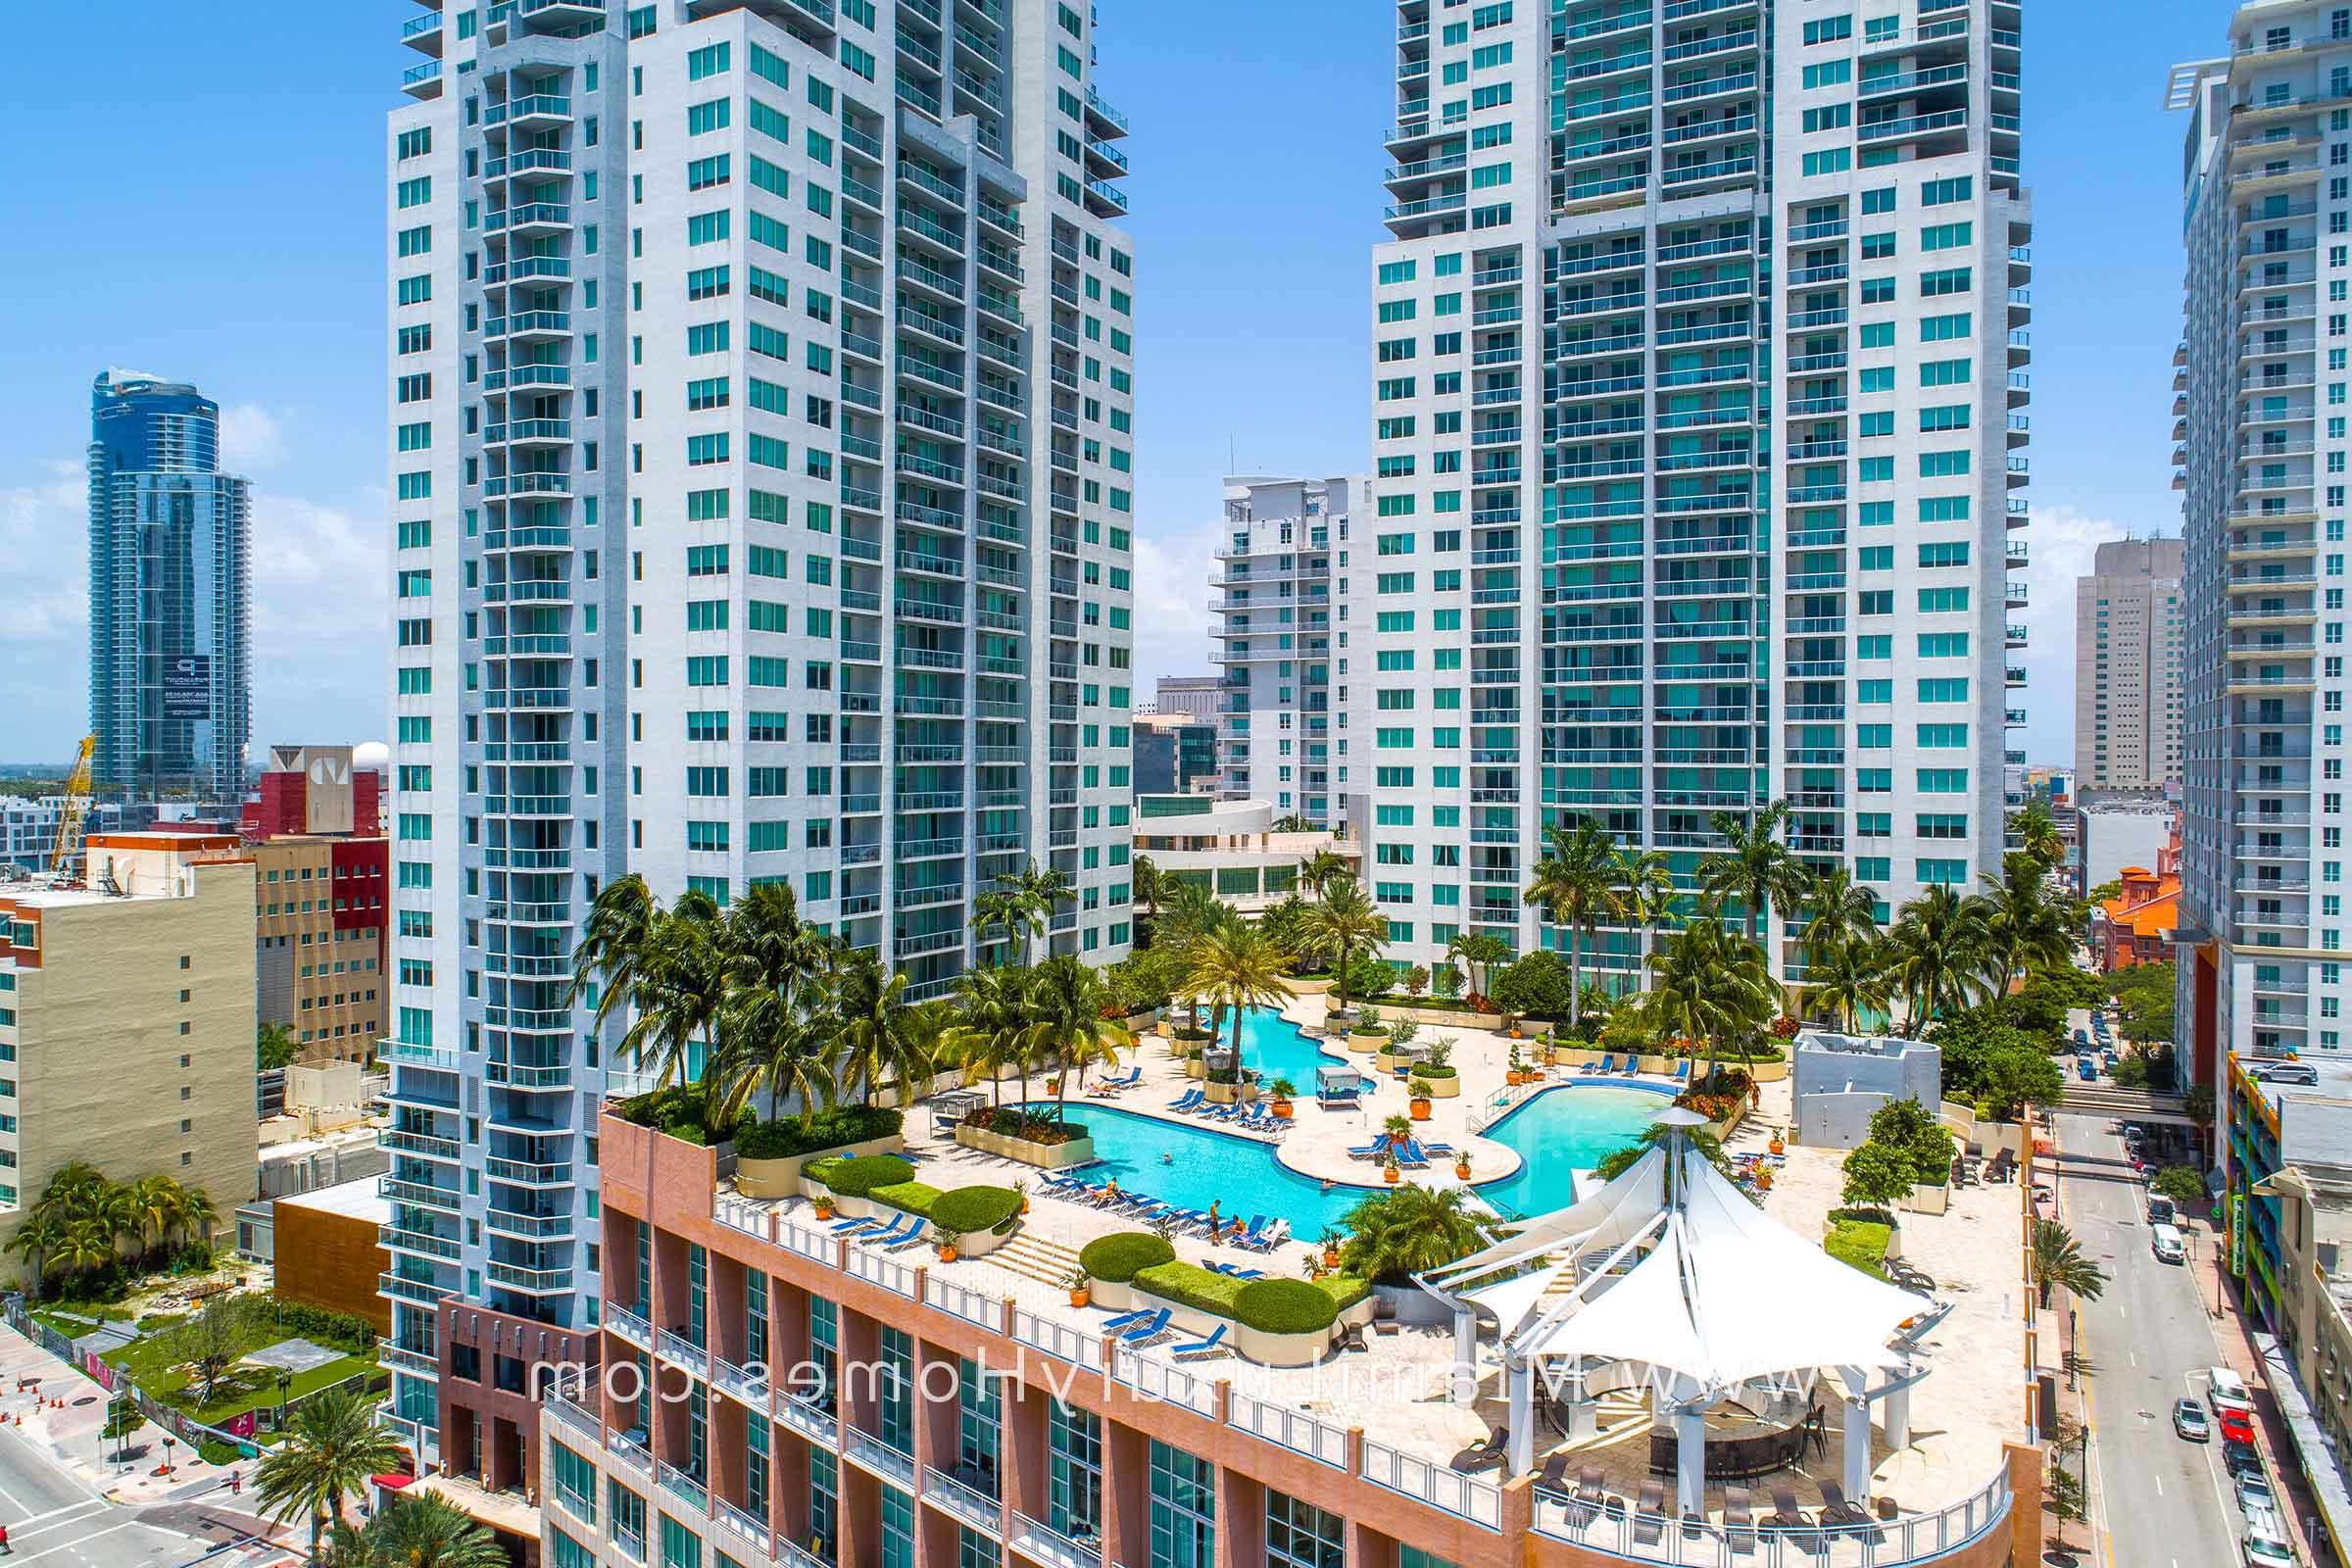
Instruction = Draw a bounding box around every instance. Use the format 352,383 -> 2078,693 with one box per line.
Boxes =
1100,1306 -> 1158,1331
1449,1425 -> 1509,1474
830,1213 -> 886,1236
1818,1480 -> 1871,1528
1582,1054 -> 1616,1076
1576,1466 -> 1610,1520
1723,1486 -> 1757,1554
1670,1059 -> 1691,1084
1371,1296 -> 1401,1336
1237,1214 -> 1273,1249
1768,1486 -> 1814,1540
1632,1480 -> 1667,1545
1536,1450 -> 1572,1494
859,1213 -> 917,1248
881,1217 -> 931,1250
1421,1142 -> 1455,1157
1348,1140 -> 1390,1160
1257,1216 -> 1293,1250
1169,1323 -> 1229,1360
1116,1307 -> 1173,1346
1165,1089 -> 1203,1112
1616,1055 -> 1642,1076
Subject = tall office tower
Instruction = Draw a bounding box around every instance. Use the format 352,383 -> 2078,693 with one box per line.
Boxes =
1360,0 -> 2030,985
2172,4 -> 2352,1073
1209,475 -> 1354,827
385,0 -> 1135,1479
2073,535 -> 2185,791
87,369 -> 252,802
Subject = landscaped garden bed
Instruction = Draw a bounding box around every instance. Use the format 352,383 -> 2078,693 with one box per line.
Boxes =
733,1107 -> 906,1199
952,1106 -> 1097,1169
801,1155 -> 1025,1257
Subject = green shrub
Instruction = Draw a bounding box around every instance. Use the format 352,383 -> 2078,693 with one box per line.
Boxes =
1232,1279 -> 1342,1335
197,1438 -> 242,1466
1489,951 -> 1578,1019
1825,1218 -> 1892,1280
617,1085 -> 736,1142
1131,1261 -> 1365,1332
928,1186 -> 1024,1237
1078,1232 -> 1175,1283
735,1106 -> 905,1160
820,1155 -> 916,1197
804,1155 -> 846,1189
272,1300 -> 377,1352
867,1181 -> 945,1218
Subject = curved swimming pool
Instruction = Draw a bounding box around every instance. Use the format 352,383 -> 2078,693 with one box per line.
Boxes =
1019,1078 -> 1669,1237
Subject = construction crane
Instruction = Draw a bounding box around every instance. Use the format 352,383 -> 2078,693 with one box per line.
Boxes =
50,735 -> 96,879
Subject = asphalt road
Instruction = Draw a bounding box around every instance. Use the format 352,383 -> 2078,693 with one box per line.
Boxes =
2055,1109 -> 2246,1568
0,1417 -> 223,1568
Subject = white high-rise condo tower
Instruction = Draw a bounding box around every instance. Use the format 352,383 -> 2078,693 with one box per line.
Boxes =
1360,0 -> 2031,988
384,0 -> 1136,1481
2172,2 -> 2352,1073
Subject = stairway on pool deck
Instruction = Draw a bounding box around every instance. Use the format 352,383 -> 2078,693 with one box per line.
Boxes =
992,1232 -> 1083,1289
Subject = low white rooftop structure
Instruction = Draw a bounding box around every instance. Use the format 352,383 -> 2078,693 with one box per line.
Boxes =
1132,795 -> 1357,913
1791,1030 -> 1944,1150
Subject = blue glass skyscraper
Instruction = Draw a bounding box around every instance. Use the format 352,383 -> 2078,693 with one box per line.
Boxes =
87,369 -> 252,799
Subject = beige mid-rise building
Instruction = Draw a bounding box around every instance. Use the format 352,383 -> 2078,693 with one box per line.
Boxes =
2074,536 -> 2184,790
0,832 -> 260,1267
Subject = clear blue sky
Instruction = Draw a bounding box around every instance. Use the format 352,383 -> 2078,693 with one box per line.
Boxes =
0,1 -> 2206,768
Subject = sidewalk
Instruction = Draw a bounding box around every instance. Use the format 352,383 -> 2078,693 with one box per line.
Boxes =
2197,1242 -> 2339,1565
0,1318 -> 281,1519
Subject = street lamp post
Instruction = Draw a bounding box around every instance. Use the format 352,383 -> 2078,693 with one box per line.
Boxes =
277,1370 -> 293,1431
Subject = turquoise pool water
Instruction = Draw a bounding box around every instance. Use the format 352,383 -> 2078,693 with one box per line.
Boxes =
1231,1006 -> 1347,1089
1023,1078 -> 1669,1237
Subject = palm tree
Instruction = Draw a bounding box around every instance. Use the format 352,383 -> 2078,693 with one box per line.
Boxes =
1798,862 -> 1883,977
342,1495 -> 508,1568
174,1187 -> 220,1253
712,977 -> 835,1127
1889,884 -> 1991,1030
1805,937 -> 1892,1034
4,1213 -> 62,1299
2010,801 -> 2066,869
1338,1184 -> 1495,1285
1448,929 -> 1511,1004
1645,909 -> 1774,1088
992,860 -> 1073,965
1301,879 -> 1389,1017
257,1021 -> 301,1071
1606,844 -> 1678,981
1522,819 -> 1617,1026
942,964 -> 1036,1109
614,892 -> 730,1092
2030,1218 -> 2109,1308
123,1175 -> 183,1265
1023,956 -> 1134,1124
567,873 -> 659,1036
969,888 -> 1027,966
1298,846 -> 1353,900
1188,923 -> 1297,1063
1975,852 -> 2074,997
255,1389 -> 410,1558
1698,799 -> 1807,951
832,950 -> 938,1109
54,1219 -> 116,1283
1131,855 -> 1162,944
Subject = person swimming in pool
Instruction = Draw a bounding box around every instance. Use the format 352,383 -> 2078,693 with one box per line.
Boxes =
1161,1151 -> 1174,1165
1319,1178 -> 1336,1195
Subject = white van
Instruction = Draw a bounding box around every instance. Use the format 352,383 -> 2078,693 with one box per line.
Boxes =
2212,1366 -> 2256,1414
2243,1517 -> 2294,1565
2152,1223 -> 2186,1264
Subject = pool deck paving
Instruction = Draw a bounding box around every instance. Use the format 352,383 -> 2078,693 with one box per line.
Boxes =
730,1005 -> 2028,1522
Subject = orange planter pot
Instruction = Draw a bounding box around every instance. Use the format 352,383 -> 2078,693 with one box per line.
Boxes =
1409,1100 -> 1432,1121
1384,1165 -> 1401,1184
1069,1287 -> 1091,1308
1271,1100 -> 1294,1119
1455,1161 -> 1472,1181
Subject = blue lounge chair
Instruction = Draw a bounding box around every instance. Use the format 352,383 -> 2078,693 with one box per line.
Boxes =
1422,1142 -> 1456,1157
882,1217 -> 931,1250
1101,1307 -> 1157,1331
1234,1267 -> 1266,1280
1165,1089 -> 1203,1112
1170,1324 -> 1229,1360
1117,1308 -> 1173,1346
859,1213 -> 917,1247
1235,1217 -> 1277,1252
1616,1055 -> 1642,1076
1103,1067 -> 1142,1089
1583,1054 -> 1616,1076
1348,1140 -> 1389,1160
831,1213 -> 885,1235
1670,1060 -> 1690,1084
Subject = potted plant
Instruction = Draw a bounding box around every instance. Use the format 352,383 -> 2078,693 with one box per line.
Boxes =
1348,1005 -> 1388,1055
1320,1228 -> 1343,1271
1769,1128 -> 1786,1156
1503,1009 -> 1522,1039
1505,1044 -> 1526,1086
1065,1269 -> 1091,1309
1014,1180 -> 1031,1215
813,1193 -> 836,1222
1269,1077 -> 1298,1119
1384,1154 -> 1402,1185
1455,1152 -> 1473,1181
935,1227 -> 964,1264
1408,1078 -> 1434,1122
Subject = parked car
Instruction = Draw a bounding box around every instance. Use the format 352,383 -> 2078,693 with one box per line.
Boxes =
2079,1058 -> 2098,1082
2211,1367 -> 2256,1415
2224,1439 -> 2264,1478
2152,1223 -> 2186,1264
2238,1471 -> 2278,1518
2175,1398 -> 2211,1442
2221,1414 -> 2259,1450
2148,1195 -> 2178,1226
2243,1518 -> 2295,1565
2074,1027 -> 2090,1047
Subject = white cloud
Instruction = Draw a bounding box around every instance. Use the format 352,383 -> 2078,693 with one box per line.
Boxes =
218,403 -> 286,471
1130,520 -> 1221,689
0,460 -> 90,647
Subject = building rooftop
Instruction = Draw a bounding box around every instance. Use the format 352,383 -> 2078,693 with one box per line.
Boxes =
274,1175 -> 391,1224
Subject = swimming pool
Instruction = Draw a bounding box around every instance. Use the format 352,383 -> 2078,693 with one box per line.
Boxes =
1023,1078 -> 1669,1237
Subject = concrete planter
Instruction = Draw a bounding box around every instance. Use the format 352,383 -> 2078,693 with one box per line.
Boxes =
1203,1079 -> 1255,1105
1129,1288 -> 1376,1369
954,1123 -> 1098,1169
943,1223 -> 1016,1259
1088,1276 -> 1140,1313
1419,1073 -> 1461,1099
1183,1057 -> 1206,1080
1122,1008 -> 1159,1035
735,1135 -> 906,1200
1348,1030 -> 1387,1055
1902,1181 -> 1951,1216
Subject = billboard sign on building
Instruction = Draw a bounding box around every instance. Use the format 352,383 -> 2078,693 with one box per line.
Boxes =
162,655 -> 213,720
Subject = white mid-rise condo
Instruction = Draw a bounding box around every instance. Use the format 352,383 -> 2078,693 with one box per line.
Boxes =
383,0 -> 1135,1483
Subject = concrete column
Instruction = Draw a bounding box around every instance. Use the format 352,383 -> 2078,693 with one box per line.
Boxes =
1507,1356 -> 1535,1475
1885,1375 -> 1912,1451
1675,1402 -> 1708,1519
1451,1306 -> 1480,1406
1841,1395 -> 1871,1501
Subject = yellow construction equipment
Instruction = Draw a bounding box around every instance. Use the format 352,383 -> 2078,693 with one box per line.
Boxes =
50,735 -> 95,878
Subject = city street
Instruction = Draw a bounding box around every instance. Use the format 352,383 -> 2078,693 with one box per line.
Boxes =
2054,1108 -> 2244,1568
0,1417 -> 217,1568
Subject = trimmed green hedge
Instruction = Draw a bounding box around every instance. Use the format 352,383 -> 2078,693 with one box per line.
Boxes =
1078,1232 -> 1175,1283
929,1186 -> 1024,1237
1132,1261 -> 1367,1334
736,1106 -> 904,1160
820,1154 -> 916,1197
1825,1218 -> 1892,1281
